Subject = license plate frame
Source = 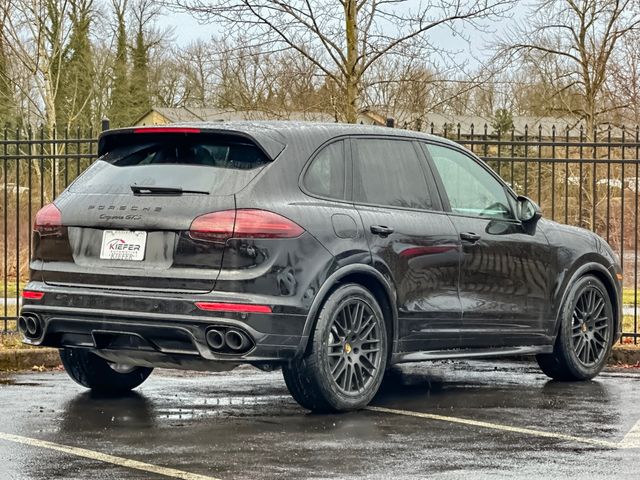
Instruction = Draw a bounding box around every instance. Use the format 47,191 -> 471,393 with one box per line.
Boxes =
100,230 -> 147,261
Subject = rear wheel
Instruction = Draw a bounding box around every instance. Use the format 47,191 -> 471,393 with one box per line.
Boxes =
283,284 -> 388,412
60,348 -> 153,394
537,275 -> 614,381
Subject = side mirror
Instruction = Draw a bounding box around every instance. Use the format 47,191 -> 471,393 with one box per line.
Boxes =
517,196 -> 542,223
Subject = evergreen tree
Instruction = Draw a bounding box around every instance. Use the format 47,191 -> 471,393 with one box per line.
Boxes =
492,108 -> 514,135
47,0 -> 67,131
60,0 -> 95,130
128,10 -> 151,123
0,32 -> 16,128
108,0 -> 131,127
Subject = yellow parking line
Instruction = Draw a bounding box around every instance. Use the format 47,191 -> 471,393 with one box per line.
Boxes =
367,406 -> 621,449
0,431 -> 222,480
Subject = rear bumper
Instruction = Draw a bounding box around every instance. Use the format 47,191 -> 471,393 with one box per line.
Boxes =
20,282 -> 309,369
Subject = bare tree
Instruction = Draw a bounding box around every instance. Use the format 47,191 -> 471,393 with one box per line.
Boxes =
0,0 -> 73,132
607,29 -> 640,124
176,40 -> 217,108
498,0 -> 640,134
170,0 -> 515,123
209,39 -> 331,117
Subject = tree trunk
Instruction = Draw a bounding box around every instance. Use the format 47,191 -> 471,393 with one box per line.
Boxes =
344,0 -> 358,123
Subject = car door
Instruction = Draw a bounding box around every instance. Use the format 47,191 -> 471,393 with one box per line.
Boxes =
422,142 -> 553,348
352,137 -> 462,353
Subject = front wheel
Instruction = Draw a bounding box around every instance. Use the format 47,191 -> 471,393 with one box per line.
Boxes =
283,284 -> 389,412
537,275 -> 614,381
60,348 -> 153,394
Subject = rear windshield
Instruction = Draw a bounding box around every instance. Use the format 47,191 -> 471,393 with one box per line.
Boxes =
103,138 -> 269,170
69,135 -> 271,195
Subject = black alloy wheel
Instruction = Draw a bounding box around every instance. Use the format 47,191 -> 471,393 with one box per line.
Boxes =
282,283 -> 388,412
537,275 -> 614,381
327,298 -> 383,395
571,286 -> 611,367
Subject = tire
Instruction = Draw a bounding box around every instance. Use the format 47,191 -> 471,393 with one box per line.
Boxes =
59,348 -> 153,394
536,275 -> 614,381
283,283 -> 389,412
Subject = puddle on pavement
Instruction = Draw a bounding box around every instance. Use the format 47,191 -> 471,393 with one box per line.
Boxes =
0,378 -> 41,386
157,394 -> 294,420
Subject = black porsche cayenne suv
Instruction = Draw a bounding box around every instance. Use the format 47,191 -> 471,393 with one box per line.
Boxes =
19,122 -> 622,412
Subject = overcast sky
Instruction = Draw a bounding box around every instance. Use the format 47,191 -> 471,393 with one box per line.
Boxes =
158,3 -> 526,68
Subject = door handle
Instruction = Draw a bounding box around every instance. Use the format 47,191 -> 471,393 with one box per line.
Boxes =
370,225 -> 395,237
460,232 -> 481,243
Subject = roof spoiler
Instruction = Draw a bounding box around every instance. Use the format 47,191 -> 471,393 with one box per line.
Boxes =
98,126 -> 286,160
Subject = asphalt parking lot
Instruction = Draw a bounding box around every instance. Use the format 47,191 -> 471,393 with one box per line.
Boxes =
1,360 -> 640,480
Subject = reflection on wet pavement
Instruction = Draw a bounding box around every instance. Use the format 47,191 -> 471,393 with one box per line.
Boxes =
1,360 -> 639,479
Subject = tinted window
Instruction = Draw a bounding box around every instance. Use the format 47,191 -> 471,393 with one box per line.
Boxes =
426,144 -> 514,220
103,135 -> 269,170
69,134 -> 269,195
304,141 -> 346,199
354,139 -> 433,210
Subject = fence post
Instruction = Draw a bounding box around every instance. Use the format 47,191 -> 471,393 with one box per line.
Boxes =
101,117 -> 110,132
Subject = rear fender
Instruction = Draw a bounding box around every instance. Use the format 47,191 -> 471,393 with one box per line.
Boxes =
552,261 -> 620,342
295,264 -> 398,358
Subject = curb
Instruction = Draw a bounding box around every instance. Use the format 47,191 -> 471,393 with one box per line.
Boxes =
0,348 -> 60,371
609,345 -> 640,366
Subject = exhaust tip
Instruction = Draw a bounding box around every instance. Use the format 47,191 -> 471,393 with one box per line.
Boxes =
206,329 -> 225,350
17,316 -> 28,335
26,316 -> 38,336
225,329 -> 249,351
204,326 -> 254,354
20,314 -> 42,339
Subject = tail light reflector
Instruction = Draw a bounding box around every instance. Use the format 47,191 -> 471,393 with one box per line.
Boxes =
134,127 -> 201,134
34,203 -> 63,236
189,209 -> 304,242
22,290 -> 44,300
195,302 -> 272,313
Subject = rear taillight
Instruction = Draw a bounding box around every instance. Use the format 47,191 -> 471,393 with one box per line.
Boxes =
233,210 -> 304,238
189,210 -> 236,243
22,290 -> 44,300
33,203 -> 62,237
189,209 -> 304,242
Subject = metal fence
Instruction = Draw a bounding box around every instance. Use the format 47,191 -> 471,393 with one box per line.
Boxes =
1,127 -> 98,332
1,123 -> 639,342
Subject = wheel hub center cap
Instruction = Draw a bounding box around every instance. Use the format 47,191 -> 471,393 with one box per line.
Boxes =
581,323 -> 588,333
344,343 -> 352,354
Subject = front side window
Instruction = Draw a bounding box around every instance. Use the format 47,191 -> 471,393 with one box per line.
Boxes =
354,139 -> 433,210
303,141 -> 346,200
426,144 -> 514,220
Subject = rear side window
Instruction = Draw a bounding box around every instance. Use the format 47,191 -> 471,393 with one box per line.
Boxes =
303,141 -> 346,200
103,135 -> 269,170
354,139 -> 433,210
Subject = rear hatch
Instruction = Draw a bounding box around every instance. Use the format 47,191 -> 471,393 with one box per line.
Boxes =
34,128 -> 278,292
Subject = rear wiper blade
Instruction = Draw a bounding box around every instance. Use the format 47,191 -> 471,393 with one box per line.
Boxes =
131,185 -> 209,196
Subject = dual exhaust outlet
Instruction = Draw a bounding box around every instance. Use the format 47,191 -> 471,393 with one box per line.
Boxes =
205,327 -> 253,354
18,314 -> 43,340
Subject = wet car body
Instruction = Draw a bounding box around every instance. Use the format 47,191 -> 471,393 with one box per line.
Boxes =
20,122 -> 622,378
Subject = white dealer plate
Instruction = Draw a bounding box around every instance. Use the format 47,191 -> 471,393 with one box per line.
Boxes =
100,230 -> 147,261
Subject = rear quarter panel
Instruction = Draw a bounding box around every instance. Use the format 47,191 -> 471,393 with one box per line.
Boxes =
232,132 -> 371,315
